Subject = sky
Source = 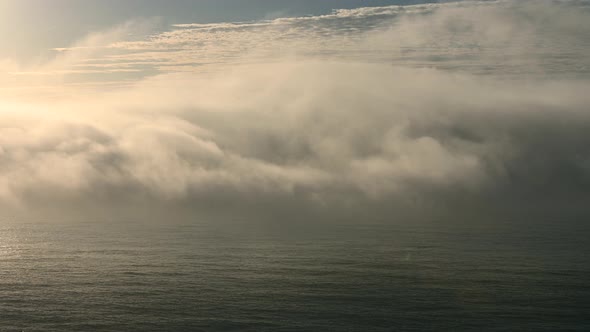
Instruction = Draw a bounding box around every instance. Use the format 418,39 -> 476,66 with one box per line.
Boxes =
0,0 -> 436,60
1,0 -> 590,223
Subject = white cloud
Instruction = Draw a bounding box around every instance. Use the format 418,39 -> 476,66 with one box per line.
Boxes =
0,0 -> 589,222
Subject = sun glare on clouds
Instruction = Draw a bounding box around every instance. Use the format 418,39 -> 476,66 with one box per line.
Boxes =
0,0 -> 589,223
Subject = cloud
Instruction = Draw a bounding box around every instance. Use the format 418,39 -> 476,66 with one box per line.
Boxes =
1,0 -> 589,223
37,0 -> 585,79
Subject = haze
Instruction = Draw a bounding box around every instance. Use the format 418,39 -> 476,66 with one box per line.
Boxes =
1,0 -> 589,223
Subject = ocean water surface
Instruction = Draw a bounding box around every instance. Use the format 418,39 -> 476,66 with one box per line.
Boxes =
0,220 -> 589,331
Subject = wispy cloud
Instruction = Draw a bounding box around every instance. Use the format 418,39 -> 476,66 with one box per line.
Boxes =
43,1 -> 588,80
5,1 -> 589,87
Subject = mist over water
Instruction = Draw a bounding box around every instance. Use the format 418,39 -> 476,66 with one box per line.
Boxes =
1,0 -> 590,330
0,0 -> 589,222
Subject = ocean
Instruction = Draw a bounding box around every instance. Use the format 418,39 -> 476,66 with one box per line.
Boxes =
1,220 -> 588,331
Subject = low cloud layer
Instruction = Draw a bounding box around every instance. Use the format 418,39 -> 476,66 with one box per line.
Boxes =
1,0 -> 590,223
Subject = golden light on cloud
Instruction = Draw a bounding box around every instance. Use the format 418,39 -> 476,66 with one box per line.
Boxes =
0,0 -> 589,222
